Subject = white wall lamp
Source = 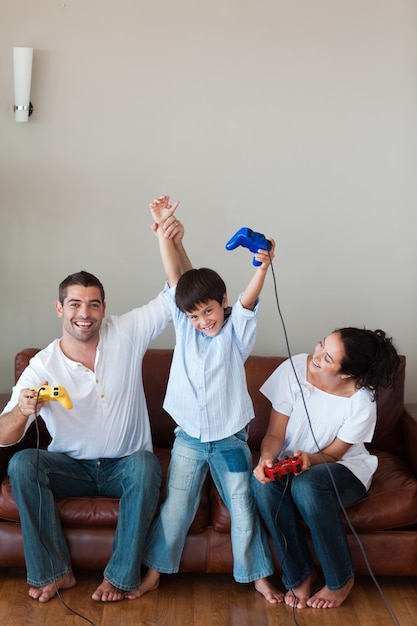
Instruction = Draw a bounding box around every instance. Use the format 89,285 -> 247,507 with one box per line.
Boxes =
13,47 -> 34,122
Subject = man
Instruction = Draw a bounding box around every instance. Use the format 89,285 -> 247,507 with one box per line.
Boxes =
0,204 -> 190,603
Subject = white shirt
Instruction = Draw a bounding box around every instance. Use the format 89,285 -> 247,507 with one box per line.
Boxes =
1,289 -> 172,459
163,293 -> 259,442
260,354 -> 378,489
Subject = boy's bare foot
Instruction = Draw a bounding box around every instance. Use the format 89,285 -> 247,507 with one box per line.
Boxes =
307,578 -> 354,608
125,569 -> 161,600
254,577 -> 284,604
92,578 -> 125,602
28,572 -> 76,603
284,571 -> 316,609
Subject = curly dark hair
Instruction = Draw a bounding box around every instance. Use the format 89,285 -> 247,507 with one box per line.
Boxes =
336,327 -> 400,401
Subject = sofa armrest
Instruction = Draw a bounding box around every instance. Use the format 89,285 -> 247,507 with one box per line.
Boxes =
403,404 -> 417,477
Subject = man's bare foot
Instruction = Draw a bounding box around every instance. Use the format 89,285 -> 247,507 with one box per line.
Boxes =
284,571 -> 316,610
307,578 -> 354,608
254,577 -> 284,604
125,568 -> 160,600
28,572 -> 76,603
92,578 -> 125,602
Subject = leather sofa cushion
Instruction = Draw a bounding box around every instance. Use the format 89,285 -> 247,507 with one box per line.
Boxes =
210,450 -> 417,533
345,450 -> 417,531
0,479 -> 119,528
367,357 -> 406,456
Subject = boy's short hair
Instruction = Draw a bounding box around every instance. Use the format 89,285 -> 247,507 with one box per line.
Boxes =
175,268 -> 226,313
58,270 -> 105,305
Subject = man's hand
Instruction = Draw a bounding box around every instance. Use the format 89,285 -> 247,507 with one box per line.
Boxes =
150,195 -> 179,225
17,381 -> 49,417
150,195 -> 184,246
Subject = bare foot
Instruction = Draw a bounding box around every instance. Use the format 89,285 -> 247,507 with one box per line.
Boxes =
92,578 -> 125,602
307,578 -> 354,608
28,572 -> 76,603
284,571 -> 316,610
125,569 -> 160,600
254,577 -> 284,604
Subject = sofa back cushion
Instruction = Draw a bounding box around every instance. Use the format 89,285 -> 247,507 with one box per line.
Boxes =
368,355 -> 405,456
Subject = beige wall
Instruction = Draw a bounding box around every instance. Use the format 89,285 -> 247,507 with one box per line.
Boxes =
1,0 -> 416,401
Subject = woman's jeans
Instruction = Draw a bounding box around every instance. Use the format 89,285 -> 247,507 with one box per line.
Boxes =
143,427 -> 274,583
251,463 -> 366,590
8,448 -> 161,590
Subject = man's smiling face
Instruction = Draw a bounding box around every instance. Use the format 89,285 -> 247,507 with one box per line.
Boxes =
56,284 -> 106,344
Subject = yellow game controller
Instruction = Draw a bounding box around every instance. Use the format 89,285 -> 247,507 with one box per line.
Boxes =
31,385 -> 73,410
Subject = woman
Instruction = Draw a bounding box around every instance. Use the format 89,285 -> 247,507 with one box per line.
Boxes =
251,328 -> 399,609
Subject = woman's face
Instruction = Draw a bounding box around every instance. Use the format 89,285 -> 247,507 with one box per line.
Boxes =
310,332 -> 346,378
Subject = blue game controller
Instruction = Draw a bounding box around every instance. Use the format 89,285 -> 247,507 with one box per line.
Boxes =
225,228 -> 272,266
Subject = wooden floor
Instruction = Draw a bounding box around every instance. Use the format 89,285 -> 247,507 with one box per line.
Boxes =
0,568 -> 415,626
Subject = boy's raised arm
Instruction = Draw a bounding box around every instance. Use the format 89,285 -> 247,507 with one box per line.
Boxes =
240,238 -> 276,310
150,195 -> 192,287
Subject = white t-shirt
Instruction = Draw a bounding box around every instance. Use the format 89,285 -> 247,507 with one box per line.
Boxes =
260,354 -> 378,490
1,289 -> 172,459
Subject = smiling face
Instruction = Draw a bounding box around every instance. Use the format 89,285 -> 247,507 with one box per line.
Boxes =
56,284 -> 106,345
185,295 -> 228,337
309,332 -> 346,379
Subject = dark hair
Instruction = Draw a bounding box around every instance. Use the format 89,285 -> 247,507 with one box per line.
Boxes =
175,268 -> 226,313
58,271 -> 105,305
336,327 -> 400,400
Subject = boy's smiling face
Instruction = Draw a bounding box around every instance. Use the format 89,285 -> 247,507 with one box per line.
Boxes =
185,294 -> 228,337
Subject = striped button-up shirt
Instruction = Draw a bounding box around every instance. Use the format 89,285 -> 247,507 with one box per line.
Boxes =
163,291 -> 260,442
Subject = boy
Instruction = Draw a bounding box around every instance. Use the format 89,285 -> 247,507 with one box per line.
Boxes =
130,195 -> 281,603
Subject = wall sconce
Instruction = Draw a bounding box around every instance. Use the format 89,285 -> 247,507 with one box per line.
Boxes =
13,47 -> 34,122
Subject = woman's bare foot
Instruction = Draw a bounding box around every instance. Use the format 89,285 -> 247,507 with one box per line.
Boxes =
28,572 -> 76,603
284,571 -> 316,610
254,577 -> 284,604
92,578 -> 125,602
307,578 -> 354,608
125,569 -> 161,600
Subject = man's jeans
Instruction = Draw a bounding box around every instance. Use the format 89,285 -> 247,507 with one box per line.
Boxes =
8,448 -> 161,590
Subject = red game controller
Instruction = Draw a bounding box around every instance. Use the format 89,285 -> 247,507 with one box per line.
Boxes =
264,456 -> 302,480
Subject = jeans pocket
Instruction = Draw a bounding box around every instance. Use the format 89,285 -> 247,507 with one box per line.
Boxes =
174,426 -> 183,437
234,426 -> 249,443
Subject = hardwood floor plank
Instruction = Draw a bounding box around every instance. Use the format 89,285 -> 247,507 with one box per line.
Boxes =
0,569 -> 414,626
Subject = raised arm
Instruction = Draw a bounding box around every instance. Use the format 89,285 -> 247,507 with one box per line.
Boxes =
150,195 -> 192,286
240,238 -> 276,310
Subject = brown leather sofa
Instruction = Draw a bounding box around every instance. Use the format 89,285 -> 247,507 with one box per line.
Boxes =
0,348 -> 417,576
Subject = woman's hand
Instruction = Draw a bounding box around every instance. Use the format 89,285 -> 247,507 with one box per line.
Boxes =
293,450 -> 311,472
253,457 -> 276,484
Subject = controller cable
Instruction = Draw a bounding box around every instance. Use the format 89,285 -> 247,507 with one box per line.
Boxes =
33,392 -> 96,625
267,257 -> 400,626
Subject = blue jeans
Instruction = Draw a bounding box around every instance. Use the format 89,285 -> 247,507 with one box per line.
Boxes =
143,428 -> 273,583
251,463 -> 366,590
8,448 -> 161,590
